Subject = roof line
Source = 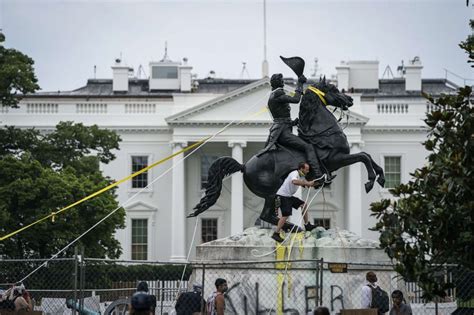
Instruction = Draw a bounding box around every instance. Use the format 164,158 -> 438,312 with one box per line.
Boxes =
165,77 -> 270,122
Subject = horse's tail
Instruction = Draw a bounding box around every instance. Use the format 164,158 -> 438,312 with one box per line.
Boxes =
188,157 -> 244,218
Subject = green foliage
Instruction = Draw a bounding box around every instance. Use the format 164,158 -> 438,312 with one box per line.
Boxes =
0,32 -> 40,108
459,19 -> 474,67
370,20 -> 474,301
0,121 -> 121,166
370,85 -> 473,300
0,259 -> 191,290
0,122 -> 125,259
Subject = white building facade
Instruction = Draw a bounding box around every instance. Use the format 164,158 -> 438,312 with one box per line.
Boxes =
1,57 -> 456,261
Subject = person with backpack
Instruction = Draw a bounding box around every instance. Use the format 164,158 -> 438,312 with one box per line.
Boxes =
206,278 -> 227,315
0,283 -> 33,312
129,281 -> 156,315
175,283 -> 206,315
362,271 -> 390,314
389,290 -> 412,315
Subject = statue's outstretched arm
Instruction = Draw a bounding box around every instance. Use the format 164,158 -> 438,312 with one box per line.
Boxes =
278,91 -> 302,104
279,79 -> 304,104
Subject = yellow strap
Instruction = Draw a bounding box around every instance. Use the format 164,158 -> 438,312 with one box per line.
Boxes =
0,106 -> 269,242
307,86 -> 327,106
275,242 -> 287,270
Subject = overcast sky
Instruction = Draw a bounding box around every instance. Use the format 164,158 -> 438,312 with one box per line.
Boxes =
1,0 -> 472,92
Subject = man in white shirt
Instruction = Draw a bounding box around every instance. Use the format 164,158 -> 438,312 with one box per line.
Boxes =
271,162 -> 318,243
362,271 -> 379,308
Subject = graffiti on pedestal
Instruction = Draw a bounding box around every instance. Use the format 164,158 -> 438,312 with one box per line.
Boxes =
224,280 -> 319,315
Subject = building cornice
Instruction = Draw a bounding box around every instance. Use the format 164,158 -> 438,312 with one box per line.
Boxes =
10,125 -> 171,133
20,94 -> 174,100
167,120 -> 272,127
363,125 -> 428,133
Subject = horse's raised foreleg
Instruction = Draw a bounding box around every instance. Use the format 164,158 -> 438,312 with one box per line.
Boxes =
328,152 -> 377,193
367,155 -> 385,188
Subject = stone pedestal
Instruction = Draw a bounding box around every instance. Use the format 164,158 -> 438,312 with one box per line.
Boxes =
195,227 -> 390,264
191,227 -> 393,315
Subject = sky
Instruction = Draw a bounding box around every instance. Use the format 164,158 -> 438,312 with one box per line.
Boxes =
0,0 -> 472,92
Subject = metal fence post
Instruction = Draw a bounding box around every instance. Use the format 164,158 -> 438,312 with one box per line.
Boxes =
72,247 -> 78,315
160,280 -> 164,315
201,263 -> 206,314
316,259 -> 320,307
79,247 -> 85,312
320,258 -> 324,306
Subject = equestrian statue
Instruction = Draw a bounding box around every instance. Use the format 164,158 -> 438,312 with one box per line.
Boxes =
188,56 -> 385,231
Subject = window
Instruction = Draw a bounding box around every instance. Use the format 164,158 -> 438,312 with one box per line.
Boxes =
132,156 -> 148,188
131,219 -> 148,260
201,155 -> 219,189
152,66 -> 178,79
201,218 -> 218,243
384,156 -> 401,188
314,218 -> 331,229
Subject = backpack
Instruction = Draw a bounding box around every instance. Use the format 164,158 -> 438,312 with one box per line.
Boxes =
175,292 -> 202,315
369,286 -> 389,314
131,291 -> 153,311
0,296 -> 19,310
207,291 -> 223,315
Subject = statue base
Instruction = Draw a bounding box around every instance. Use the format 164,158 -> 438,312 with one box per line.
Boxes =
190,227 -> 397,314
194,227 -> 390,264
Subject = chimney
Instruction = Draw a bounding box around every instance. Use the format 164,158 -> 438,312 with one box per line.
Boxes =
111,59 -> 129,92
336,60 -> 379,91
336,63 -> 350,91
179,57 -> 193,92
405,56 -> 423,91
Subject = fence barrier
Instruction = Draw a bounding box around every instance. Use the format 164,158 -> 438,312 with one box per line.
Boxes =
0,256 -> 472,315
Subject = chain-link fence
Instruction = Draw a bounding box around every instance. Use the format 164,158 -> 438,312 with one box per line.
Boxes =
320,262 -> 473,315
0,256 -> 473,315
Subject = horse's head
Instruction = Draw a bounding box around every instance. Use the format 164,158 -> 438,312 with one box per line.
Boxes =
298,76 -> 354,138
306,76 -> 353,110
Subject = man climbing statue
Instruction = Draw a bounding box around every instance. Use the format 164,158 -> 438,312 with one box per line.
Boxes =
272,162 -> 318,243
259,56 -> 327,183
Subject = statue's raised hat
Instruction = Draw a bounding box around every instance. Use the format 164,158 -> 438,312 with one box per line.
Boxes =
280,56 -> 305,77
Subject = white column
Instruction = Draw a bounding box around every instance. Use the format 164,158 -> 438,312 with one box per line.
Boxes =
346,142 -> 363,237
228,141 -> 246,235
170,141 -> 187,262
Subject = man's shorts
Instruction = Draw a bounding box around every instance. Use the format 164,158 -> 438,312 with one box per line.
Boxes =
276,195 -> 304,217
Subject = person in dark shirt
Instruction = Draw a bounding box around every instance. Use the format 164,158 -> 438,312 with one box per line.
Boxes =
389,290 -> 412,315
175,283 -> 206,315
130,281 -> 156,315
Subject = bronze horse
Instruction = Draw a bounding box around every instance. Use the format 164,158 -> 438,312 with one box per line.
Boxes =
189,78 -> 385,229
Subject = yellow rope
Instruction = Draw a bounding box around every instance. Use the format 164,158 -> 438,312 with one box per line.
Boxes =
1,105 -> 270,242
0,138 -> 211,241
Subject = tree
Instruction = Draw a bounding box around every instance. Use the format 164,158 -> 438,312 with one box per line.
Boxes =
370,21 -> 474,300
0,122 -> 125,259
459,19 -> 474,68
0,32 -> 40,108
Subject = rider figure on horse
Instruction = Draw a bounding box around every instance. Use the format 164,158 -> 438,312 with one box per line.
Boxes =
259,72 -> 326,184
